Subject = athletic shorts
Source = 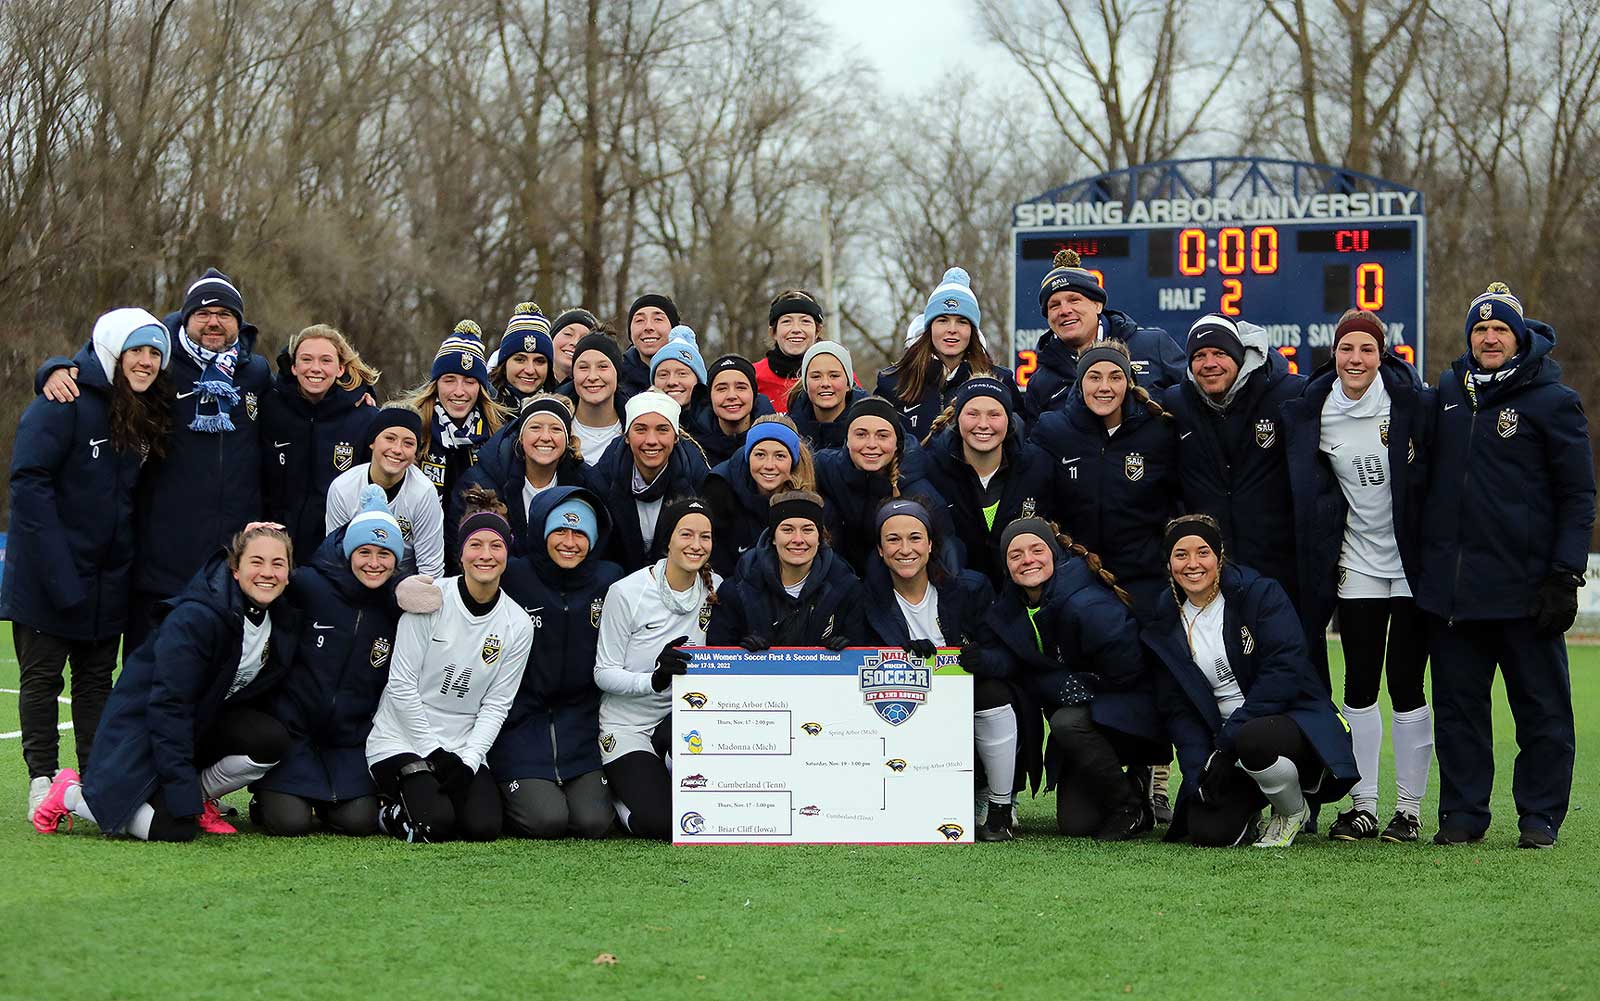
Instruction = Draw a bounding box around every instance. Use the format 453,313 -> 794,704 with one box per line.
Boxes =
1337,567 -> 1412,600
597,714 -> 669,766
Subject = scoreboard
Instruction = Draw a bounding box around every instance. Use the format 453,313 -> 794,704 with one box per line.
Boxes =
1010,159 -> 1425,384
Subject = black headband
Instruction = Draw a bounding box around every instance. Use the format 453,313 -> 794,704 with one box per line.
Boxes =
367,407 -> 423,446
769,492 -> 824,531
1164,519 -> 1224,560
769,293 -> 824,326
514,396 -> 573,436
459,511 -> 513,554
1076,346 -> 1133,390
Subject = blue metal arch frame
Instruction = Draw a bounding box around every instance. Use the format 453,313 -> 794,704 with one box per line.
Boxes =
1020,156 -> 1423,209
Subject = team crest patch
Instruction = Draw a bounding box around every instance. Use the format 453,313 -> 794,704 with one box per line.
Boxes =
1378,419 -> 1390,447
943,298 -> 960,310
600,733 -> 616,753
1254,418 -> 1276,448
1131,359 -> 1149,374
459,352 -> 473,371
370,636 -> 392,669
1240,626 -> 1255,655
589,597 -> 605,628
1497,408 -> 1519,438
1479,302 -> 1494,319
699,599 -> 714,630
333,441 -> 354,471
1124,452 -> 1145,481
397,515 -> 414,540
422,459 -> 446,487
481,634 -> 502,665
245,392 -> 259,422
860,649 -> 932,726
683,692 -> 708,709
1020,497 -> 1037,519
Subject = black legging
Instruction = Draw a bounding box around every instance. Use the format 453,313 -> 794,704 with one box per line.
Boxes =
604,719 -> 674,841
1050,705 -> 1160,836
142,707 -> 293,843
255,791 -> 380,837
371,753 -> 502,842
1185,714 -> 1326,847
1337,596 -> 1427,711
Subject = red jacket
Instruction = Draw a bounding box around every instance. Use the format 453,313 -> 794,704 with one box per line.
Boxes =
753,356 -> 799,414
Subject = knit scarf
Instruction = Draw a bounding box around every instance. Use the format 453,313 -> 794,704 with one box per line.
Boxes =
1463,356 -> 1521,411
180,331 -> 242,433
432,402 -> 486,450
631,457 -> 675,502
652,558 -> 705,615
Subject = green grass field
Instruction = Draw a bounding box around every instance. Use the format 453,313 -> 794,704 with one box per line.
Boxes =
0,636 -> 1594,1001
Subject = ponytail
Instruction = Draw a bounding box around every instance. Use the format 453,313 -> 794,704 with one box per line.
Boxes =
886,451 -> 903,499
699,565 -> 720,606
1129,383 -> 1169,421
920,404 -> 958,446
1055,527 -> 1132,608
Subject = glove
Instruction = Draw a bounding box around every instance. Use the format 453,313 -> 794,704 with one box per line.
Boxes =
396,575 -> 443,614
426,749 -> 472,794
650,635 -> 691,693
1054,673 -> 1094,707
905,638 -> 937,659
739,633 -> 771,653
1197,750 -> 1233,805
825,634 -> 850,651
1533,573 -> 1580,637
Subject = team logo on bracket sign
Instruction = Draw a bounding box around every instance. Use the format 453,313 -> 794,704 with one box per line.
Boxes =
860,650 -> 932,726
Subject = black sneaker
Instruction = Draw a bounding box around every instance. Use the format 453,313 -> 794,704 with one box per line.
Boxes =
1518,828 -> 1556,849
1151,792 -> 1173,825
1096,801 -> 1155,842
247,796 -> 263,828
1380,811 -> 1420,843
977,801 -> 1015,842
1433,824 -> 1485,845
1328,808 -> 1380,841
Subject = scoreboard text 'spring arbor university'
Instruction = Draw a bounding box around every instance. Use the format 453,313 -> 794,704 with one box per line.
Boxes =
1010,157 -> 1425,386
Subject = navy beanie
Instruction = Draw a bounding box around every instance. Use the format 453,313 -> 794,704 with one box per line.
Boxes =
709,353 -> 758,390
431,320 -> 494,396
1037,249 -> 1107,314
498,302 -> 554,366
1186,314 -> 1246,367
628,293 -> 680,329
181,268 -> 245,325
572,331 -> 624,371
1465,281 -> 1528,351
550,308 -> 600,342
367,407 -> 424,447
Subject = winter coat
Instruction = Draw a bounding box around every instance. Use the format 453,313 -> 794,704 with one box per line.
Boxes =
873,360 -> 1025,442
589,435 -> 710,571
701,450 -> 783,579
1021,309 -> 1184,422
683,392 -> 777,467
2,343 -> 144,640
618,346 -> 652,397
789,388 -> 871,452
1416,319 -> 1597,621
81,551 -> 301,833
260,361 -> 375,558
812,443 -> 960,577
38,313 -> 271,597
753,350 -> 802,415
861,559 -> 996,651
449,430 -> 595,560
491,486 -> 625,781
921,426 -> 1055,590
1029,390 -> 1182,620
1142,563 -> 1358,829
256,528 -> 402,803
1282,355 -> 1432,640
1162,330 -> 1306,601
707,543 -> 868,647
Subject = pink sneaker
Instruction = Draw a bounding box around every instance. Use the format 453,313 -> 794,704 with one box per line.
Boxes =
198,800 -> 238,835
32,768 -> 80,834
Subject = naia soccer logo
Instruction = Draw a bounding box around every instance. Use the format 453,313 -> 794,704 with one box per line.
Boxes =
859,650 -> 932,726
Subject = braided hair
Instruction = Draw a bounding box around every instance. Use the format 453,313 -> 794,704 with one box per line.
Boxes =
1053,523 -> 1132,608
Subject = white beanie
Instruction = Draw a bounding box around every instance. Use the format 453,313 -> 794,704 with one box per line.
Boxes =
801,340 -> 854,385
624,389 -> 682,432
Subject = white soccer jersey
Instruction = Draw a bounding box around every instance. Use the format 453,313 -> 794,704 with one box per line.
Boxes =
594,564 -> 720,731
326,463 -> 445,577
1319,379 -> 1404,581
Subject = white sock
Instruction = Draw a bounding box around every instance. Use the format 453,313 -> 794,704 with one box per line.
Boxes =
613,797 -> 635,834
1391,704 -> 1434,818
1245,756 -> 1306,817
1343,702 -> 1382,814
64,784 -> 96,824
200,755 -> 274,800
125,803 -> 156,841
974,706 -> 1019,805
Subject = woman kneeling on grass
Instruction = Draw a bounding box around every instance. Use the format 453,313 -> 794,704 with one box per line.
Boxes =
365,487 -> 534,843
1145,514 -> 1357,847
34,526 -> 301,841
594,498 -> 720,840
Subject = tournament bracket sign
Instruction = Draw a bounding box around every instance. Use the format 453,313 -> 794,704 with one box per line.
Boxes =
670,647 -> 974,844
1010,157 -> 1425,383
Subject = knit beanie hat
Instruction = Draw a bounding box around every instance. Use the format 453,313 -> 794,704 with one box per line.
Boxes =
649,326 -> 708,385
494,301 -> 554,369
709,353 -> 758,391
744,419 -> 802,463
1465,281 -> 1528,351
952,376 -> 1012,418
181,267 -> 245,326
431,319 -> 494,396
624,389 -> 682,432
903,313 -> 926,349
550,308 -> 600,342
999,517 -> 1063,561
651,496 -> 713,555
923,267 -> 982,339
367,406 -> 424,447
92,308 -> 171,384
545,496 -> 600,544
1186,314 -> 1246,367
801,341 -> 854,386
343,484 -> 405,562
844,396 -> 904,452
1037,249 -> 1107,315
628,293 -> 680,329
572,331 -> 624,371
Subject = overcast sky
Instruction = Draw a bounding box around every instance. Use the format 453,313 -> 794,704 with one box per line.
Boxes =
808,0 -> 1009,95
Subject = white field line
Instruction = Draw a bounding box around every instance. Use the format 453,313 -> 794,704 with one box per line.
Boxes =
0,686 -> 74,739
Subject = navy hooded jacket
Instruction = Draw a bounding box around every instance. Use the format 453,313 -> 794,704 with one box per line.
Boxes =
2,343 -> 145,641
873,360 -> 1025,442
921,425 -> 1055,590
970,556 -> 1161,745
702,449 -> 782,579
861,558 -> 995,650
38,312 -> 271,597
81,551 -> 301,833
256,528 -> 402,803
1142,564 -> 1357,829
260,360 -> 375,558
813,443 -> 959,577
1029,390 -> 1182,619
1282,355 -> 1433,640
618,346 -> 652,397
1021,309 -> 1184,422
707,543 -> 868,647
1416,319 -> 1596,621
790,387 -> 871,452
492,486 -> 625,782
1161,336 -> 1305,600
589,434 -> 710,571
449,429 -> 595,561
684,392 -> 777,467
